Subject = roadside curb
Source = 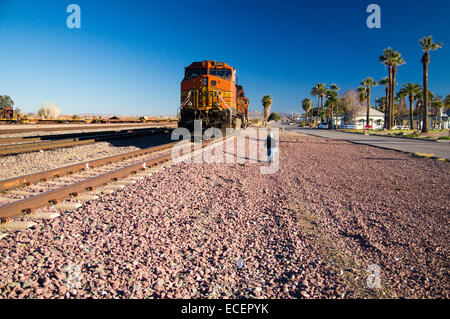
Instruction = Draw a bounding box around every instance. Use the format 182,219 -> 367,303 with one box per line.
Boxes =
336,129 -> 449,144
293,129 -> 450,163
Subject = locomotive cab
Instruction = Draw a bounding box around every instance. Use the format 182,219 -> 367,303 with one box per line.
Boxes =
179,61 -> 249,132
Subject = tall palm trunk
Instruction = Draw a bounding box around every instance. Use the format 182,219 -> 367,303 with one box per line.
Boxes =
384,86 -> 389,129
390,66 -> 397,128
366,87 -> 371,129
320,95 -> 324,123
417,100 -> 422,129
330,104 -> 333,129
434,111 -> 438,129
422,52 -> 429,132
409,94 -> 414,130
387,67 -> 393,129
316,97 -> 320,122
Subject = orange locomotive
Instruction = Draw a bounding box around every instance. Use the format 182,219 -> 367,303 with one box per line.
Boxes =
179,61 -> 249,131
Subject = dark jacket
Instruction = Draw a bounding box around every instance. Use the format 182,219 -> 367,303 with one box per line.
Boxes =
267,136 -> 276,149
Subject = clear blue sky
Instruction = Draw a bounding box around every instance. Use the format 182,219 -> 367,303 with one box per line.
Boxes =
0,0 -> 449,116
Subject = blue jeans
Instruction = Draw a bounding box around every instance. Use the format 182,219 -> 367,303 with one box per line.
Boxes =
268,148 -> 276,162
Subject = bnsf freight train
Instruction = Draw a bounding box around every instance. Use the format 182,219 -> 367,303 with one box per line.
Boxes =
179,61 -> 249,132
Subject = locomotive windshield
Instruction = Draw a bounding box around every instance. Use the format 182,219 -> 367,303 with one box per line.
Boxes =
209,68 -> 232,80
184,68 -> 207,80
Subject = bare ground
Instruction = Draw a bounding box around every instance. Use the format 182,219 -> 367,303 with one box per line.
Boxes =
0,131 -> 448,299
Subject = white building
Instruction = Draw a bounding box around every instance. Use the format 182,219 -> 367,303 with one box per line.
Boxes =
334,108 -> 385,129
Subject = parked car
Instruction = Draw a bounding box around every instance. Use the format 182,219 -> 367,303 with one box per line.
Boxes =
340,124 -> 356,129
318,123 -> 330,129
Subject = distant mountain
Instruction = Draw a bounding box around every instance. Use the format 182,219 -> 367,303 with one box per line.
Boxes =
248,110 -> 263,119
248,110 -> 302,119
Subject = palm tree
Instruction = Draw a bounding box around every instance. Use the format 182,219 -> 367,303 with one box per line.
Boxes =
401,83 -> 422,129
414,89 -> 433,129
328,84 -> 340,128
357,86 -> 367,105
444,94 -> 450,108
310,85 -> 320,122
396,88 -> 408,127
445,95 -> 450,109
261,94 -> 273,127
431,98 -> 444,129
361,77 -> 378,129
318,84 -> 327,123
375,97 -> 386,111
379,48 -> 403,129
311,83 -> 327,123
380,48 -> 396,129
390,52 -> 405,128
419,36 -> 443,132
302,98 -> 313,124
379,77 -> 389,127
415,90 -> 424,128
325,90 -> 338,129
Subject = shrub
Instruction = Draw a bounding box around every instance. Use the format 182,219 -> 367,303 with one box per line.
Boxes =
268,112 -> 281,121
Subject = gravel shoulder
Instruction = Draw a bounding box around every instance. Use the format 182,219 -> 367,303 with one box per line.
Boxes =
0,131 -> 448,299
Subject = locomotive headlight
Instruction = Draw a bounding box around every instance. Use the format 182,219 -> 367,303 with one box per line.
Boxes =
188,102 -> 193,107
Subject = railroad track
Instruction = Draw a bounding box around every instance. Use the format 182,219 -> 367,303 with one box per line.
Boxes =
0,127 -> 173,156
0,122 -> 177,135
0,129 -> 242,224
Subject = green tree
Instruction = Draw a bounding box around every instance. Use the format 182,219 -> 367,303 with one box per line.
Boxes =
267,112 -> 281,122
380,48 -> 404,129
361,77 -> 378,128
311,83 -> 327,122
419,36 -> 443,132
396,88 -> 408,126
327,84 -> 340,128
380,48 -> 395,129
375,97 -> 386,111
302,98 -> 313,123
261,94 -> 273,127
401,83 -> 422,129
357,86 -> 367,105
390,52 -> 405,128
0,95 -> 14,110
431,98 -> 444,129
445,95 -> 450,108
13,107 -> 22,119
325,89 -> 338,128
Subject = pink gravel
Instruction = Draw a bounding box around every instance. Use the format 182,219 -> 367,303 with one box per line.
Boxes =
0,132 -> 448,299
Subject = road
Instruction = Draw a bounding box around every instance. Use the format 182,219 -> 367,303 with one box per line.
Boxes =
279,125 -> 450,160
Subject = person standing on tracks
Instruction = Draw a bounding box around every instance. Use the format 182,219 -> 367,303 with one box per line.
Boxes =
266,133 -> 277,163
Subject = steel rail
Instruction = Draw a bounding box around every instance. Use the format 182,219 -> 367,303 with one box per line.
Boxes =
0,153 -> 173,220
0,122 -> 176,135
0,141 -> 179,192
0,127 -> 172,145
0,128 -> 172,156
0,129 -> 242,221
